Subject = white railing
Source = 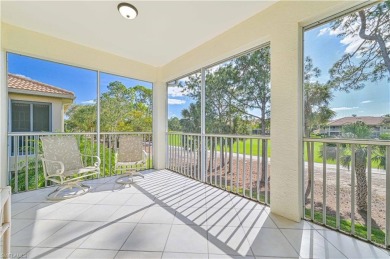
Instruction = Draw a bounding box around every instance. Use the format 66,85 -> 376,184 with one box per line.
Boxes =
1,186 -> 11,259
304,137 -> 390,248
167,132 -> 271,205
7,132 -> 153,193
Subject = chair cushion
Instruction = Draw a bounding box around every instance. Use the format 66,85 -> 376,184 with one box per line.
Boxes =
41,136 -> 84,172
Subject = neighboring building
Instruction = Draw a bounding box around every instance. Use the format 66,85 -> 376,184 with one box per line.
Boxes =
8,74 -> 75,170
321,116 -> 390,138
8,74 -> 75,132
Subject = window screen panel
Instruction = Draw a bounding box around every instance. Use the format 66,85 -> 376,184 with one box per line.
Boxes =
11,102 -> 31,132
33,103 -> 50,131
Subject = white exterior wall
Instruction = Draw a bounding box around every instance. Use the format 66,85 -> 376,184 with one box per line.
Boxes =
152,82 -> 167,169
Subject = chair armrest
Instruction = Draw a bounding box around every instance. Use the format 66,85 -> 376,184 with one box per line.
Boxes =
142,150 -> 148,163
41,158 -> 65,176
80,154 -> 101,167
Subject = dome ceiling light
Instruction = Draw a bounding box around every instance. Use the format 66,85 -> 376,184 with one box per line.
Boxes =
118,3 -> 138,20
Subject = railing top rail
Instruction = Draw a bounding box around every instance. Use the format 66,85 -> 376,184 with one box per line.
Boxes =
167,132 -> 270,139
205,133 -> 270,139
101,132 -> 152,135
304,137 -> 390,146
167,132 -> 202,136
8,132 -> 152,137
8,132 -> 97,137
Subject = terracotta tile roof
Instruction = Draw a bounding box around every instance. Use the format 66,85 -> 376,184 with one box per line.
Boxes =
8,74 -> 75,99
328,116 -> 385,126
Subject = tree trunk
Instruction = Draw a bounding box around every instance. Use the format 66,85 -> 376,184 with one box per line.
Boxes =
304,141 -> 313,203
260,106 -> 267,185
261,140 -> 267,186
355,148 -> 368,211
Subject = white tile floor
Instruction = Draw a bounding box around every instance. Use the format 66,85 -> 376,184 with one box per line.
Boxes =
7,169 -> 390,259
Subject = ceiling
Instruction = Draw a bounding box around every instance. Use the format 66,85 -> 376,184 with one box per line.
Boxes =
1,1 -> 277,67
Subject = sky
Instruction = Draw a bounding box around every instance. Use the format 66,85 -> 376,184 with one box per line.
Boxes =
304,23 -> 390,119
168,5 -> 390,121
7,53 -> 152,106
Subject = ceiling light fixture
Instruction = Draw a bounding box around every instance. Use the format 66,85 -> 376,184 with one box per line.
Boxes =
117,3 -> 138,20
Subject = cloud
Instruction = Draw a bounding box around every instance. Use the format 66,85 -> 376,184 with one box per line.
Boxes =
361,100 -> 372,104
316,18 -> 364,55
81,99 -> 96,105
168,98 -> 186,105
168,86 -> 189,97
318,27 -> 331,36
331,106 -> 359,111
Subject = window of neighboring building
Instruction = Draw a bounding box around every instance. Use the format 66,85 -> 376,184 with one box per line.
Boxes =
11,101 -> 51,132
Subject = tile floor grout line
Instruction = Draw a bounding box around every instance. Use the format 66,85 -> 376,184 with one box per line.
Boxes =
116,173 -> 171,255
313,226 -> 367,258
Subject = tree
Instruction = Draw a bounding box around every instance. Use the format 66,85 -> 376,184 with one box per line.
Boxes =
304,57 -> 335,201
234,46 -> 271,135
329,1 -> 390,91
341,121 -> 371,211
65,104 -> 96,132
323,121 -> 372,211
66,81 -> 152,133
325,1 -> 390,211
168,117 -> 182,132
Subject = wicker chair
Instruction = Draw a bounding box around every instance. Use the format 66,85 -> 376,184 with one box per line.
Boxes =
115,135 -> 147,184
40,135 -> 100,200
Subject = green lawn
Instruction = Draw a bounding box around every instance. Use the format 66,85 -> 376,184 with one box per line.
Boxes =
305,209 -> 385,245
168,134 -> 383,168
168,134 -> 271,157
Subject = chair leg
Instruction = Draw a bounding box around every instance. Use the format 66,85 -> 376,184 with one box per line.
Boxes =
116,172 -> 135,185
47,182 -> 91,201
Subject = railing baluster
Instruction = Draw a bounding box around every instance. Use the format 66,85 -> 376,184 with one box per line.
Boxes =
236,137 -> 239,193
214,136 -> 218,185
264,139 -> 269,205
230,138 -> 233,192
109,135 -> 112,176
190,135 -> 193,178
220,137 -> 223,188
195,136 -> 204,181
386,146 -> 390,247
367,145 -> 372,241
250,138 -> 253,199
181,135 -> 184,175
211,137 -> 214,185
35,135 -> 39,190
224,137 -> 227,190
150,133 -> 152,169
351,144 -> 356,235
15,136 -> 19,192
310,141 -> 314,220
243,138 -> 246,196
205,136 -> 208,183
174,134 -> 177,172
336,143 -> 340,230
323,143 -> 327,225
187,134 -> 190,176
25,135 -> 29,191
169,134 -> 172,170
257,138 -> 260,201
102,134 -> 106,177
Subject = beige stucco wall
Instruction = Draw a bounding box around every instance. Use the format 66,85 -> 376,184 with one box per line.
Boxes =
8,93 -> 69,132
160,0 -> 368,222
